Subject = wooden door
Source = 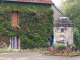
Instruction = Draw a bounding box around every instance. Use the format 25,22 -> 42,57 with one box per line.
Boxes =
11,36 -> 19,49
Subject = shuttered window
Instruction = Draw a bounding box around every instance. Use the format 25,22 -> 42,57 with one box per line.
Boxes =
12,12 -> 18,25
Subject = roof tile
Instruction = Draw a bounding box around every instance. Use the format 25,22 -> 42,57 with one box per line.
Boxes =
15,0 -> 53,3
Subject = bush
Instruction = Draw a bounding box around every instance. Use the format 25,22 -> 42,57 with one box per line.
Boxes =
73,28 -> 80,48
71,44 -> 76,50
56,45 -> 66,50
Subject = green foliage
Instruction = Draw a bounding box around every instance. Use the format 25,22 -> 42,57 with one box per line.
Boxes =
73,28 -> 80,48
60,0 -> 80,48
0,49 -> 15,53
0,2 -> 54,49
71,44 -> 76,50
0,48 -> 47,53
60,0 -> 80,32
56,45 -> 66,50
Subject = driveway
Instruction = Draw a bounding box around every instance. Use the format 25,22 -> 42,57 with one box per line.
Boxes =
0,51 -> 80,60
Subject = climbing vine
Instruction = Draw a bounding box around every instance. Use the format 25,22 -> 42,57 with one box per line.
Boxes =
0,1 -> 54,49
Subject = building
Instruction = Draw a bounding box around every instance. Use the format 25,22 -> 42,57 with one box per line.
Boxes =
0,0 -> 63,50
1,0 -> 63,20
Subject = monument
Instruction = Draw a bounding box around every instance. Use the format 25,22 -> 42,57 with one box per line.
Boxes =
53,17 -> 74,47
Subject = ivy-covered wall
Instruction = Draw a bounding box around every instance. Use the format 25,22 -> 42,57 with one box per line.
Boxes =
0,1 -> 54,49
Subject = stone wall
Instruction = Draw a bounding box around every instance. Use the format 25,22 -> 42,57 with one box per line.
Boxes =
54,27 -> 73,46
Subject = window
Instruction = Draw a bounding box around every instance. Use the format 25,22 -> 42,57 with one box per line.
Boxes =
56,28 -> 67,33
61,28 -> 64,32
12,12 -> 18,25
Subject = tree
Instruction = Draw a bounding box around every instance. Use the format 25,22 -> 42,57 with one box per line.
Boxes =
73,28 -> 80,48
60,0 -> 80,48
60,0 -> 80,32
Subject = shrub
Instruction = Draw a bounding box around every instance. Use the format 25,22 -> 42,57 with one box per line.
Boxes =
56,45 -> 66,50
71,44 -> 76,50
73,28 -> 80,48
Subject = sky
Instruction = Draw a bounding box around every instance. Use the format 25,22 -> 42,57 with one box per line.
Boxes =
51,0 -> 66,7
51,0 -> 61,6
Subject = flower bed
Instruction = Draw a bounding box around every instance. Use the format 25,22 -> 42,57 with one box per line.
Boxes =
42,49 -> 80,57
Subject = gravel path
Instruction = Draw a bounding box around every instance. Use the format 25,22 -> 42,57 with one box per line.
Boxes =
0,52 -> 80,60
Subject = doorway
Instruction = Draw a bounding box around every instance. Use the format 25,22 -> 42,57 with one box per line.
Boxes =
11,36 -> 19,49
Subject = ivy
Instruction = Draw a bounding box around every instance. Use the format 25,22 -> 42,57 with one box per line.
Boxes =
0,1 -> 54,49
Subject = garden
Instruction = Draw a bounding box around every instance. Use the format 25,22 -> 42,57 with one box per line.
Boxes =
0,44 -> 80,57
42,44 -> 80,57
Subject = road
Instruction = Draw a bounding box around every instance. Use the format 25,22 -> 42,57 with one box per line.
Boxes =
0,52 -> 80,60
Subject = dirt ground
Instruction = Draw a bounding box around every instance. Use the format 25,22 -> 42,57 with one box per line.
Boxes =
0,51 -> 80,60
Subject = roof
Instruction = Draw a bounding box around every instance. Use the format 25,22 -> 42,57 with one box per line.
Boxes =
53,17 -> 74,27
1,0 -> 53,4
55,17 -> 71,24
16,0 -> 53,3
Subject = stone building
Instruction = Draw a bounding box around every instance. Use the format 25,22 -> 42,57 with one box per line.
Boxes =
53,17 -> 74,47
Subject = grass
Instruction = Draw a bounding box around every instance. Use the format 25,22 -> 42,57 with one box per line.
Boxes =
18,47 -> 47,52
0,49 -> 15,53
0,48 -> 47,53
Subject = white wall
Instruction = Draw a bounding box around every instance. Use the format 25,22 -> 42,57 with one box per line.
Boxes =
51,5 -> 62,21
